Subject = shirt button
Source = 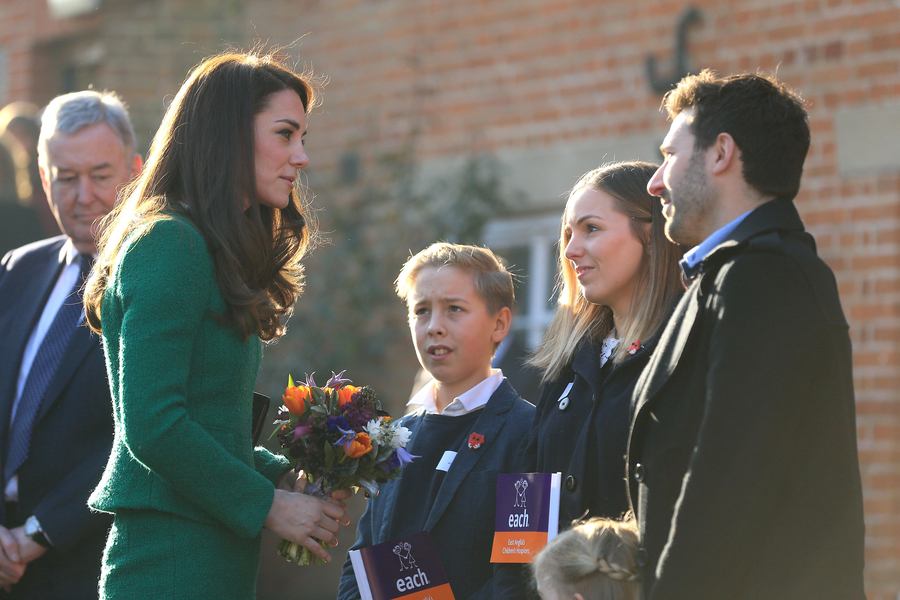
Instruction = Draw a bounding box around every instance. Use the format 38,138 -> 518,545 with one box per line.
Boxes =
634,463 -> 646,483
558,397 -> 570,411
565,475 -> 577,492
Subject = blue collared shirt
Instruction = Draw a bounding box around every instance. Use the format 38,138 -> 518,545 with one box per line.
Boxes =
680,210 -> 753,279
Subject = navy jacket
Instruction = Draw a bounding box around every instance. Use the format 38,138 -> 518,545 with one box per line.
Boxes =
522,328 -> 665,530
338,379 -> 534,600
628,199 -> 866,599
0,236 -> 114,599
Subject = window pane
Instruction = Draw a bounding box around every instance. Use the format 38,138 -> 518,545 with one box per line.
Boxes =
546,242 -> 560,310
494,245 -> 531,318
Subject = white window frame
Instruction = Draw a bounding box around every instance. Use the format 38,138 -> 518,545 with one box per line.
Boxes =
483,213 -> 561,350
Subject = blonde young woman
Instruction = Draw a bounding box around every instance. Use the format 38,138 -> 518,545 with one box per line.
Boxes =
523,161 -> 685,528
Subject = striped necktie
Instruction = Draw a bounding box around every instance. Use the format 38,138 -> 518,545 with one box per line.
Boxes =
4,254 -> 92,483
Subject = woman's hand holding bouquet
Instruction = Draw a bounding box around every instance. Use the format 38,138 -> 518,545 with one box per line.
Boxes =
270,371 -> 416,565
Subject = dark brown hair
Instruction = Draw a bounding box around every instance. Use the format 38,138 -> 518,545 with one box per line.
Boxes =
529,161 -> 685,381
85,51 -> 319,341
663,69 -> 810,201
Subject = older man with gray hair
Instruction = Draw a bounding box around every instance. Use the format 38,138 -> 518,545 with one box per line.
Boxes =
0,90 -> 142,598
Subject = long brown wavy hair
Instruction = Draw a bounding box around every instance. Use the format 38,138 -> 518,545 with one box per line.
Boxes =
528,161 -> 685,382
85,51 -> 319,342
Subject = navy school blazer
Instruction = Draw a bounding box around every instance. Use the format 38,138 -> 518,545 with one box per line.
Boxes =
337,378 -> 535,600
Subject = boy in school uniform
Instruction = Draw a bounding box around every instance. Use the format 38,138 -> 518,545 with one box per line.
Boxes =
338,242 -> 535,600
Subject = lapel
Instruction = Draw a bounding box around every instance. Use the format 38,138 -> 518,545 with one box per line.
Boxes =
632,198 -> 806,420
36,320 -> 98,423
632,283 -> 701,418
377,412 -> 426,542
423,380 -> 516,532
0,246 -> 66,397
0,242 -> 68,450
570,337 -> 605,398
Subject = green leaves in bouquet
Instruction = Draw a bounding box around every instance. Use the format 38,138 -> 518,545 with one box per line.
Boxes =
323,438 -> 335,469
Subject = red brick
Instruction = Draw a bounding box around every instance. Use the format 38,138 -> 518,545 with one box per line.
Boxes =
0,0 -> 898,594
858,61 -> 900,78
851,301 -> 900,319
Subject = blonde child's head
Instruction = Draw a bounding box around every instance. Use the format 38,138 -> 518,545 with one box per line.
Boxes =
532,517 -> 641,600
396,242 -> 514,321
395,242 -> 514,355
395,243 -> 514,402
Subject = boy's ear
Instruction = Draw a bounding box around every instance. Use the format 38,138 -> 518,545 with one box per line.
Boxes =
491,306 -> 512,343
573,594 -> 586,600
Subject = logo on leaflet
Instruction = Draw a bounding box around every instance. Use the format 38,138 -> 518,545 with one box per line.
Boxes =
509,478 -> 529,527
392,541 -> 429,593
392,542 -> 418,571
513,478 -> 528,508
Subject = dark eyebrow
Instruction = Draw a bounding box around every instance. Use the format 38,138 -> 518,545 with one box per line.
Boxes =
575,214 -> 604,225
275,118 -> 301,129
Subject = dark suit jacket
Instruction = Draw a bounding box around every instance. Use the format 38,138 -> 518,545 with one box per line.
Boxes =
0,236 -> 114,599
338,379 -> 534,600
627,199 -> 866,599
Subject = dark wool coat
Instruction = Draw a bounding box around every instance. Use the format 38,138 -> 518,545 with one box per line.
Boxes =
338,379 -> 534,600
627,199 -> 866,600
523,329 -> 665,529
0,236 -> 114,599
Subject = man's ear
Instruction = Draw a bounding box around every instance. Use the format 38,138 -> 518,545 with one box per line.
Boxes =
573,594 -> 586,600
38,164 -> 51,197
491,306 -> 512,344
710,132 -> 738,176
130,153 -> 144,178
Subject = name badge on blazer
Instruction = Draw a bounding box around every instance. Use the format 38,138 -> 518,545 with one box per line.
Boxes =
436,451 -> 457,472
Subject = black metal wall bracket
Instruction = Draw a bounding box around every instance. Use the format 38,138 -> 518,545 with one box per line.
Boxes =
645,7 -> 703,94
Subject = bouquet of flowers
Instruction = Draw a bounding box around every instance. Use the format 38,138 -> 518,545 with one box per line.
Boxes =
271,371 -> 416,565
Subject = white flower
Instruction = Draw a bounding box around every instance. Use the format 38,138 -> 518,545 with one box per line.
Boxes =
391,425 -> 411,449
365,418 -> 385,445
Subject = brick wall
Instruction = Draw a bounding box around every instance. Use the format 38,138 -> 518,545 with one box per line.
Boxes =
1,0 -> 897,596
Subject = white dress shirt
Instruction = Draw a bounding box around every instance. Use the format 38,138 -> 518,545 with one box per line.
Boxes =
406,370 -> 504,417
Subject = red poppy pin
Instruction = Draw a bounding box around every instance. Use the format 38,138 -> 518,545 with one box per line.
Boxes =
627,340 -> 643,355
468,432 -> 484,450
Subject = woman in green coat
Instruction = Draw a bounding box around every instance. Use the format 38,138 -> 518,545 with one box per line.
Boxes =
83,51 -> 349,598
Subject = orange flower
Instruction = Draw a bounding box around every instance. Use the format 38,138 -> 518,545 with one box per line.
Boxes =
344,432 -> 372,458
336,385 -> 358,408
283,385 -> 311,415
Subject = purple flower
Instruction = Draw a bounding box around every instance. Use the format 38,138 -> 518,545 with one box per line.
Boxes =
293,425 -> 313,441
305,372 -> 318,388
291,417 -> 315,442
325,370 -> 353,389
326,416 -> 356,446
326,416 -> 351,434
380,447 -> 418,473
394,446 -> 417,468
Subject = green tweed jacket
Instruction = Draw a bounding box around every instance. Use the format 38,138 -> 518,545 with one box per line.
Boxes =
88,215 -> 289,538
